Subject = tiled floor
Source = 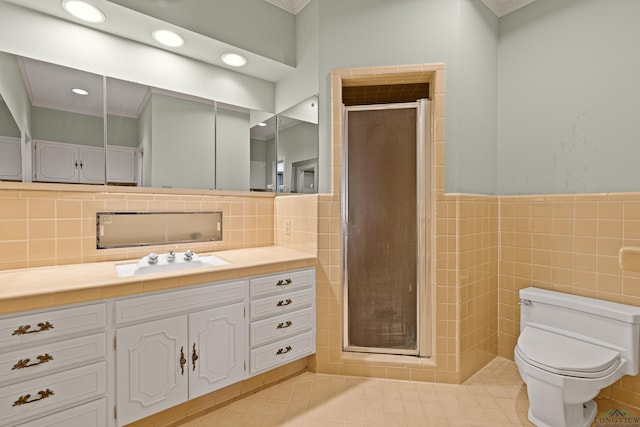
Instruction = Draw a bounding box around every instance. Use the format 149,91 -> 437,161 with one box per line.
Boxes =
177,357 -> 538,426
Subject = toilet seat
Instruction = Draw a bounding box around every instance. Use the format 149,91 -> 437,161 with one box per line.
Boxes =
516,326 -> 620,379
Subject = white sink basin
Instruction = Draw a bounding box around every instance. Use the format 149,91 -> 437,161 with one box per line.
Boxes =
115,252 -> 228,277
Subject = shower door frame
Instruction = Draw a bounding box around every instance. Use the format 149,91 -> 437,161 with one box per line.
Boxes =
342,100 -> 431,357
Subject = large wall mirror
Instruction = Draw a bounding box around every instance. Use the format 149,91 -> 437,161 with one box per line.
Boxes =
0,50 -> 318,194
277,95 -> 319,194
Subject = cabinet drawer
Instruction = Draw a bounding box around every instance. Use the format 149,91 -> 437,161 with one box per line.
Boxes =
0,333 -> 106,385
114,279 -> 247,325
249,331 -> 314,375
0,361 -> 107,426
17,398 -> 107,427
249,288 -> 314,320
249,269 -> 314,298
250,308 -> 314,348
0,304 -> 106,349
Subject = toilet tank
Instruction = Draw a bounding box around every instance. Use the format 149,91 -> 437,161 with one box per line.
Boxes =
519,287 -> 640,375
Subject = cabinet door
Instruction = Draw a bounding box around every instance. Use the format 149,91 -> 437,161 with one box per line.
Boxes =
188,303 -> 245,399
0,136 -> 21,181
78,146 -> 105,184
106,146 -> 137,184
34,141 -> 78,183
116,315 -> 188,427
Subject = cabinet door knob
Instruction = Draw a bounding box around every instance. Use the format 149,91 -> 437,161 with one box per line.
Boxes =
179,346 -> 186,375
12,353 -> 54,370
192,343 -> 199,371
276,278 -> 293,287
13,389 -> 54,407
12,321 -> 54,336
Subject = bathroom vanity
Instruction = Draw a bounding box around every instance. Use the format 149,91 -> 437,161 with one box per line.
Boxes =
0,247 -> 316,427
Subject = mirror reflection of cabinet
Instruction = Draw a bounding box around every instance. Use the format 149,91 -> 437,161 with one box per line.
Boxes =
0,91 -> 21,181
0,50 -> 320,194
34,140 -> 104,184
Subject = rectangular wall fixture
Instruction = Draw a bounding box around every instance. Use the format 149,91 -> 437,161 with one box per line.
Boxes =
96,211 -> 222,249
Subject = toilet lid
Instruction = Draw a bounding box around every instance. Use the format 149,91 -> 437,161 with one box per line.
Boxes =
516,326 -> 620,378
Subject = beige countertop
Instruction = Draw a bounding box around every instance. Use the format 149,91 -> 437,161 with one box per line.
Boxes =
0,246 -> 317,315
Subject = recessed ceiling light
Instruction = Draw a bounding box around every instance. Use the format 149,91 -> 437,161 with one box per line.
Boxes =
221,53 -> 248,67
257,122 -> 267,127
152,30 -> 184,47
62,0 -> 105,23
71,88 -> 89,95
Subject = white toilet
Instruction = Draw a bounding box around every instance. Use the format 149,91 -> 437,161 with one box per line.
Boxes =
514,287 -> 640,427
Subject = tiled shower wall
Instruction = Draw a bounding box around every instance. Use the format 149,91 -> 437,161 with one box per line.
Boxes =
499,193 -> 640,410
0,185 -> 275,271
315,64 -> 500,385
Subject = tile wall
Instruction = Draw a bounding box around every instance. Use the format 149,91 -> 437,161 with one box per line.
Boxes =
0,184 -> 275,271
499,193 -> 640,409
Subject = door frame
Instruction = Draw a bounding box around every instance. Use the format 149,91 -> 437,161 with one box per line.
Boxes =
341,100 -> 431,357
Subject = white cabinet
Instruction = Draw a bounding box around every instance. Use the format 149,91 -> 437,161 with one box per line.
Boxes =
0,303 -> 107,427
114,280 -> 246,426
34,140 -> 105,184
0,136 -> 22,181
106,146 -> 137,184
116,315 -> 187,426
1,266 -> 315,427
248,269 -> 316,375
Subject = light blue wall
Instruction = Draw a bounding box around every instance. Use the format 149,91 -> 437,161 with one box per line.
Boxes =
31,106 -> 104,147
317,0 -> 499,194
0,101 -> 20,138
216,108 -> 250,191
150,93 -> 215,189
498,0 -> 640,194
107,115 -> 138,148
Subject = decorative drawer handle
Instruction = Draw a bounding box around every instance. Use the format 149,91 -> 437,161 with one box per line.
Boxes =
276,345 -> 292,355
276,299 -> 293,307
192,343 -> 199,371
12,322 -> 54,336
276,278 -> 293,287
13,389 -> 54,407
12,354 -> 54,370
276,321 -> 293,329
179,346 -> 186,375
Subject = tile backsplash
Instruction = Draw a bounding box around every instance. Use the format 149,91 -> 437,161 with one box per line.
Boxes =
0,184 -> 274,271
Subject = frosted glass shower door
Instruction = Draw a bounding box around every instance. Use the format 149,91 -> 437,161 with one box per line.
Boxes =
343,102 -> 429,356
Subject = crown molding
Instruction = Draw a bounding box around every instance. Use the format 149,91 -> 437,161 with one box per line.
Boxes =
481,0 -> 537,17
264,0 -> 311,15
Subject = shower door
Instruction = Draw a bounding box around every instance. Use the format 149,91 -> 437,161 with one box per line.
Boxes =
343,101 -> 430,356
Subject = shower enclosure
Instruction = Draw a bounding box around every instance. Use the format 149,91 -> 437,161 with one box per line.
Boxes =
342,100 -> 431,356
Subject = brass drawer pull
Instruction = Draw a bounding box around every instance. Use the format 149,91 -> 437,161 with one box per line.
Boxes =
276,299 -> 293,307
12,354 -> 54,370
276,278 -> 292,287
179,346 -> 186,375
13,389 -> 54,407
276,321 -> 293,329
192,343 -> 199,371
12,321 -> 54,336
276,345 -> 292,355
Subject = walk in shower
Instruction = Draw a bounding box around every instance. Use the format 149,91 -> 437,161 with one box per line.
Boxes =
342,99 -> 431,356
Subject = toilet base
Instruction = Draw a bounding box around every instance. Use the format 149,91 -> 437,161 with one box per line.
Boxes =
528,400 -> 597,427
